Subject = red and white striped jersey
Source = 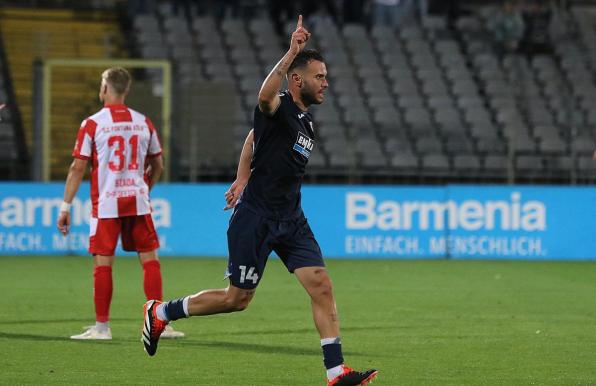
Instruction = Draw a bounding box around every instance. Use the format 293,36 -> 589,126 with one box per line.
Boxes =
72,104 -> 162,218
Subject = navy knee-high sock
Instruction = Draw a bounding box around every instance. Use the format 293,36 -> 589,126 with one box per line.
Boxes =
321,337 -> 344,369
162,297 -> 188,321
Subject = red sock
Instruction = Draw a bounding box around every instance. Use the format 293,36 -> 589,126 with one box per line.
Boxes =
142,260 -> 163,301
93,266 -> 112,323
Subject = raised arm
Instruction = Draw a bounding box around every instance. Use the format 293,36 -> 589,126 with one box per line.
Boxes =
57,158 -> 87,235
258,15 -> 310,115
224,129 -> 254,210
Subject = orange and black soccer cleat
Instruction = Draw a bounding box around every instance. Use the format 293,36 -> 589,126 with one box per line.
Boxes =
328,366 -> 378,386
142,300 -> 168,356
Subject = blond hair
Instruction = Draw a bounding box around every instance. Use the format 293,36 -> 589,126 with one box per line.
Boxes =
101,67 -> 131,95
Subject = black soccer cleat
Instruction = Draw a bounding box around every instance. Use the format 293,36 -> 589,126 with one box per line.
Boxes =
142,300 -> 168,356
328,366 -> 379,386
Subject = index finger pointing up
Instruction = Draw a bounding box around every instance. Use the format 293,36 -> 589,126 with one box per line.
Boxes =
297,14 -> 302,28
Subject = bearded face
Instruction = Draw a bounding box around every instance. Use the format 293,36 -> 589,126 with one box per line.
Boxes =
295,60 -> 328,107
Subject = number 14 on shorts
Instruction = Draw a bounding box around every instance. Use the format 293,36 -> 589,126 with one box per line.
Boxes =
239,265 -> 259,284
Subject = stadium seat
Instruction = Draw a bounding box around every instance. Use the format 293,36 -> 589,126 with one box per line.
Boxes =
308,150 -> 328,168
570,135 -> 596,154
577,155 -> 596,179
539,137 -> 567,154
453,154 -> 482,171
515,155 -> 544,175
421,153 -> 451,175
416,136 -> 443,154
445,134 -> 475,153
484,154 -> 508,171
390,152 -> 419,170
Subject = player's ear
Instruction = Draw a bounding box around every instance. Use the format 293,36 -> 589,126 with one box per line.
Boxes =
291,73 -> 302,88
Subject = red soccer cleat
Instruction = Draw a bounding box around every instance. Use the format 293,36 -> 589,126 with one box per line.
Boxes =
142,300 -> 168,356
328,366 -> 379,386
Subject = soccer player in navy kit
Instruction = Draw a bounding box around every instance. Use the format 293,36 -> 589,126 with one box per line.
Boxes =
142,16 -> 378,386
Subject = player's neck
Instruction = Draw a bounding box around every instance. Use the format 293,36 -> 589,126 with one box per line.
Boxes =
288,89 -> 308,112
103,96 -> 126,106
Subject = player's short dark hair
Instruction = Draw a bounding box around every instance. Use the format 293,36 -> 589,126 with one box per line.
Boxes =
288,49 -> 325,73
102,67 -> 131,95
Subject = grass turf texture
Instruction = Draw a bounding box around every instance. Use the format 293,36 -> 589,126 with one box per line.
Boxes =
1,256 -> 595,385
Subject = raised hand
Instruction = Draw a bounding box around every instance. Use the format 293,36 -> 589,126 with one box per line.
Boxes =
289,15 -> 311,55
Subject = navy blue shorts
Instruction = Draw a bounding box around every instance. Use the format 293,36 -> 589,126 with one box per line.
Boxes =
225,205 -> 325,289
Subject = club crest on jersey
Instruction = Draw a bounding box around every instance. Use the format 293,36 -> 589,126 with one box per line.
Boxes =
293,132 -> 314,158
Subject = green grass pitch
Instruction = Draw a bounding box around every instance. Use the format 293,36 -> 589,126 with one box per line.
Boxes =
1,256 -> 595,385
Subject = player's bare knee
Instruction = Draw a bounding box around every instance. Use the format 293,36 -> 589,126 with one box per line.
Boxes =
232,299 -> 250,312
317,279 -> 334,300
309,270 -> 334,300
225,289 -> 254,312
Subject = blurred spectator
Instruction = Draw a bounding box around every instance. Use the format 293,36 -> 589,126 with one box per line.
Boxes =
214,0 -> 240,21
298,0 -> 340,24
519,0 -> 553,56
127,0 -> 155,15
267,0 -> 339,34
372,0 -> 406,29
489,1 -> 525,58
428,0 -> 460,28
172,0 -> 194,18
343,0 -> 367,24
415,0 -> 429,23
268,0 -> 295,34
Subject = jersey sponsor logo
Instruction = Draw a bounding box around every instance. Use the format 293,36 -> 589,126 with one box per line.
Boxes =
105,190 -> 137,198
293,132 -> 314,158
114,178 -> 137,188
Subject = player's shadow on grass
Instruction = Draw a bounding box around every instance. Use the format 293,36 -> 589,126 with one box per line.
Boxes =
0,331 -> 129,345
0,317 -> 137,325
0,331 -> 71,342
223,325 -> 395,336
177,340 -> 368,357
180,340 -> 324,356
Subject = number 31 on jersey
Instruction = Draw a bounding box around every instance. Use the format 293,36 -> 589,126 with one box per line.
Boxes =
108,134 -> 139,172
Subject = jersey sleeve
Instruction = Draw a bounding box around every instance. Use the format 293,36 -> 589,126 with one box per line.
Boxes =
72,119 -> 97,160
252,92 -> 292,138
271,92 -> 292,121
146,117 -> 163,157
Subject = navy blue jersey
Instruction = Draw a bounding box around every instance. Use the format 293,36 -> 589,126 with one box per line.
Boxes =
240,91 -> 315,219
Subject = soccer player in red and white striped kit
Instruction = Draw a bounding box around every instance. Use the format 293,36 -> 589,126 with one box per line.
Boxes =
57,67 -> 183,340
